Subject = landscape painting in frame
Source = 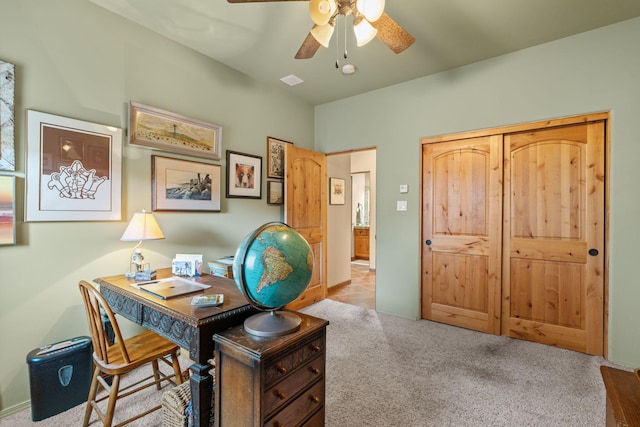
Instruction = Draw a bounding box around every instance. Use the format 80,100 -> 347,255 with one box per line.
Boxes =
0,175 -> 16,245
25,110 -> 122,221
152,155 -> 221,212
129,101 -> 222,160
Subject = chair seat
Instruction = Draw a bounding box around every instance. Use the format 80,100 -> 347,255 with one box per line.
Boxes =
97,330 -> 180,375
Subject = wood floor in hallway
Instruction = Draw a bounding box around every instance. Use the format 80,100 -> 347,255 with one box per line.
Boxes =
327,262 -> 375,310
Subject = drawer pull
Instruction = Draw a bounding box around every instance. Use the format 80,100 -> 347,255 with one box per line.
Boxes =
272,422 -> 285,427
310,344 -> 321,352
274,390 -> 286,400
309,367 -> 320,375
276,366 -> 287,374
308,395 -> 320,404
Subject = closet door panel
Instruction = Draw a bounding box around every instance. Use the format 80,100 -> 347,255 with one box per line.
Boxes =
421,136 -> 502,334
503,122 -> 604,355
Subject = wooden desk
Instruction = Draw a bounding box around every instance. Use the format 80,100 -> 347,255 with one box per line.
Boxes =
601,365 -> 640,426
95,268 -> 256,427
214,313 -> 328,426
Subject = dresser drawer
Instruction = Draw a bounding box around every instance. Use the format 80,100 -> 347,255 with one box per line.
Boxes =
354,228 -> 369,236
264,355 -> 324,415
265,334 -> 324,386
264,379 -> 324,427
302,407 -> 324,427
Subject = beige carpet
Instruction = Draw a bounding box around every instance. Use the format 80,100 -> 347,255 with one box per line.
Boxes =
0,299 -> 627,426
303,300 -> 620,426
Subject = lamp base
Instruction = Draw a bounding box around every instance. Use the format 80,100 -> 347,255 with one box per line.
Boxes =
243,311 -> 302,337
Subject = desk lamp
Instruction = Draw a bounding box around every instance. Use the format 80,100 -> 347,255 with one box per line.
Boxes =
121,210 -> 165,278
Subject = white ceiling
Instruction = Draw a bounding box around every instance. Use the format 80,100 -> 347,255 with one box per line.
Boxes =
89,0 -> 640,106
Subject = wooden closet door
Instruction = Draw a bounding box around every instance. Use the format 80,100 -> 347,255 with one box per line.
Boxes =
502,121 -> 605,355
421,136 -> 503,334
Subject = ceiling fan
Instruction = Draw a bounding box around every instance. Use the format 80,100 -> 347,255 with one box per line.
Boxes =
227,0 -> 415,59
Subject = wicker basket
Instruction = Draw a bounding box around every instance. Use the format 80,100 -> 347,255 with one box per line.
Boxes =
162,381 -> 192,427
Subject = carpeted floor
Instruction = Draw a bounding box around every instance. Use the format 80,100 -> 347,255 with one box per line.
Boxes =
302,299 -> 618,427
0,299 -> 625,426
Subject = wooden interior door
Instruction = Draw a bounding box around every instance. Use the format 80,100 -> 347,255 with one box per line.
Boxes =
284,144 -> 327,310
502,121 -> 605,355
421,136 -> 503,334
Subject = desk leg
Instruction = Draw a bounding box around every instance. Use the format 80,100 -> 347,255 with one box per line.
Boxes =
190,362 -> 213,427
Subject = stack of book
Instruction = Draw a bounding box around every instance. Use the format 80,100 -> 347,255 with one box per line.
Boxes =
208,256 -> 234,279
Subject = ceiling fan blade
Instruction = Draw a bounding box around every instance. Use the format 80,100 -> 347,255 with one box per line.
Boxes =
295,32 -> 322,59
371,12 -> 415,54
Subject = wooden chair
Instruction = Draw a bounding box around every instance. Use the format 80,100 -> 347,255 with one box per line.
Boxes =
78,280 -> 183,427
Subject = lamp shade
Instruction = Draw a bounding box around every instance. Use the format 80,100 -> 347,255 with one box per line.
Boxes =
309,0 -> 336,26
310,22 -> 336,47
353,17 -> 378,46
120,210 -> 165,241
356,0 -> 385,22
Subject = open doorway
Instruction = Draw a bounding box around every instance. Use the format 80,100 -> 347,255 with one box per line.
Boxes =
326,149 -> 376,310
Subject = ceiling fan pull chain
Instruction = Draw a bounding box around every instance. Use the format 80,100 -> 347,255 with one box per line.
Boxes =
344,14 -> 348,59
335,15 -> 340,68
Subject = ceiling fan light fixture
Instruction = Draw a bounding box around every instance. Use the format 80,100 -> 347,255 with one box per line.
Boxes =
310,22 -> 335,48
353,16 -> 377,47
356,0 -> 385,22
309,0 -> 337,26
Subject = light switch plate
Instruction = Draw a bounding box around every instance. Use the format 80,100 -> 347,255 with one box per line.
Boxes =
399,184 -> 408,193
397,201 -> 407,211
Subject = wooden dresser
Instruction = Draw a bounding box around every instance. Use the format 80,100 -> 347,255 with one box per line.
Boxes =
354,226 -> 369,260
214,312 -> 329,427
601,366 -> 640,426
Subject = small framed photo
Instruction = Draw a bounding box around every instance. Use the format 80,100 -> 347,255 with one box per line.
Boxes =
329,177 -> 345,205
172,259 -> 196,277
226,150 -> 262,199
25,110 -> 122,222
266,136 -> 292,179
173,254 -> 203,276
0,175 -> 16,245
267,180 -> 284,205
152,155 -> 221,212
129,101 -> 222,160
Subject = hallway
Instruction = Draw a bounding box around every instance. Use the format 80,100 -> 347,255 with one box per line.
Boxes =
327,262 -> 375,310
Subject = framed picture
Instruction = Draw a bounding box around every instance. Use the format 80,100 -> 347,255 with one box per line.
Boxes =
329,177 -> 345,205
226,150 -> 262,199
266,136 -> 292,179
152,155 -> 221,212
267,180 -> 284,205
25,110 -> 122,221
129,101 -> 222,160
0,175 -> 16,245
0,60 -> 15,171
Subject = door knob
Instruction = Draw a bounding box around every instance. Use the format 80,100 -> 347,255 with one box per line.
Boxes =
588,248 -> 599,256
425,240 -> 432,246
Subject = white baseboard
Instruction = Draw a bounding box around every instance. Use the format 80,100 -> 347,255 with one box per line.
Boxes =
0,400 -> 30,419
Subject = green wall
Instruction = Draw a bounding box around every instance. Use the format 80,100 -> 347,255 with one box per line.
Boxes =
315,17 -> 640,367
0,0 -> 314,415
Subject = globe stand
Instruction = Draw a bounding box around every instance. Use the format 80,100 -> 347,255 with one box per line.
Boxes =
244,310 -> 302,337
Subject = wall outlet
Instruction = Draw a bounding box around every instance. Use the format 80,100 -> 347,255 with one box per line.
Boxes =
397,201 -> 408,211
400,184 -> 408,193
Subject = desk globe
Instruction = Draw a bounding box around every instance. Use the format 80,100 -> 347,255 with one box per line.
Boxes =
233,222 -> 314,337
